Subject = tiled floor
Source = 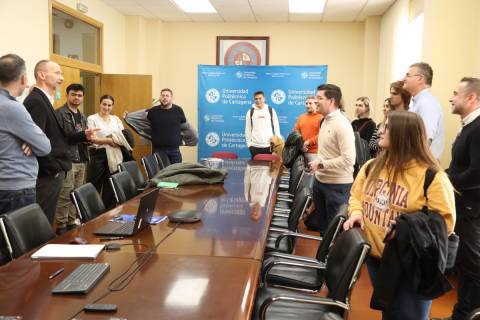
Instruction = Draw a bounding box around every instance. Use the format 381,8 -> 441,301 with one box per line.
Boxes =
293,221 -> 457,319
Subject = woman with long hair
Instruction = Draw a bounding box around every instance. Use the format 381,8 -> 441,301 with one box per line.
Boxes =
344,111 -> 455,320
87,95 -> 125,208
352,96 -> 376,143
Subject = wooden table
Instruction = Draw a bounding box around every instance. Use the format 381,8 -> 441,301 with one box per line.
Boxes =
0,159 -> 281,319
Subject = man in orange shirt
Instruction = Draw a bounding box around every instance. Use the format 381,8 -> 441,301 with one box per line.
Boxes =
293,96 -> 323,161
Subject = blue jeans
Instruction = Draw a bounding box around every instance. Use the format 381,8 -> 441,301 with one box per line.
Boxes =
367,257 -> 432,320
0,188 -> 36,214
0,188 -> 36,265
154,147 -> 182,164
305,179 -> 351,233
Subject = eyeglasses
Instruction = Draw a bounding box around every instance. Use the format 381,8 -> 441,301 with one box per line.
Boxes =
405,73 -> 421,78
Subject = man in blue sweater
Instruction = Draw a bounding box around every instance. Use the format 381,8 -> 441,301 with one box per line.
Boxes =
0,53 -> 51,264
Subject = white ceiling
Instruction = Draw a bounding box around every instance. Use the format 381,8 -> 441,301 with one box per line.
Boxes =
101,0 -> 396,22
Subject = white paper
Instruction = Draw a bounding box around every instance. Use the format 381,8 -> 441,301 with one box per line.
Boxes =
31,244 -> 105,260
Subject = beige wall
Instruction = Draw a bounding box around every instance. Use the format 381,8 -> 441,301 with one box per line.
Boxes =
0,0 -> 126,81
155,22 -> 367,161
378,0 -> 480,166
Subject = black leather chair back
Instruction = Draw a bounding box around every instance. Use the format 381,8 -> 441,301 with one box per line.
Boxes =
154,152 -> 171,169
70,183 -> 106,223
118,161 -> 147,190
142,154 -> 161,179
288,155 -> 305,194
324,228 -> 370,305
315,205 -> 348,262
0,204 -> 55,259
110,171 -> 138,204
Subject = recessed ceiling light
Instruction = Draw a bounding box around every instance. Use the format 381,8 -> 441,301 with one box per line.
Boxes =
289,0 -> 326,14
172,0 -> 216,13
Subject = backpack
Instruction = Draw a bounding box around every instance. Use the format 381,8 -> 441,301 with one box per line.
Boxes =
353,132 -> 371,178
250,106 -> 274,133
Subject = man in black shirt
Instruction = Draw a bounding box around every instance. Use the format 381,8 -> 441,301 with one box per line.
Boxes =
147,88 -> 186,164
441,77 -> 480,320
55,83 -> 96,234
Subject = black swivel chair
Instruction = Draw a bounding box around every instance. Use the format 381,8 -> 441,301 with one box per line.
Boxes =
262,211 -> 348,291
109,171 -> 138,205
70,183 -> 106,223
142,154 -> 161,180
253,228 -> 371,320
0,204 -> 55,260
118,161 -> 148,193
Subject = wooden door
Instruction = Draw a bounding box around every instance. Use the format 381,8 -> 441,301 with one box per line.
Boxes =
54,65 -> 81,109
100,74 -> 152,168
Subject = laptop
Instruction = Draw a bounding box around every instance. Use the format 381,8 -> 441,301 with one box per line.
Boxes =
93,189 -> 159,236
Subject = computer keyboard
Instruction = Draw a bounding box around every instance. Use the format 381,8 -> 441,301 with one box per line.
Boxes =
52,263 -> 110,294
95,221 -> 135,236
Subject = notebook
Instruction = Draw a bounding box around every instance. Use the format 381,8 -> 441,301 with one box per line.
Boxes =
92,189 -> 159,236
31,244 -> 105,260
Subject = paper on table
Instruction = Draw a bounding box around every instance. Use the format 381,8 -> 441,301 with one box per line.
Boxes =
31,244 -> 105,260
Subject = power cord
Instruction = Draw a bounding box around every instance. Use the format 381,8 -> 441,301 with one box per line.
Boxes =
68,222 -> 180,320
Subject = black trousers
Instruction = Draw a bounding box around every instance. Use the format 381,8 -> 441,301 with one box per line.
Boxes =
88,149 -> 115,209
36,172 -> 65,224
452,197 -> 480,319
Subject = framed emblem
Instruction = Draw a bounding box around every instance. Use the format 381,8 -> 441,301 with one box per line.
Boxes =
216,36 -> 269,66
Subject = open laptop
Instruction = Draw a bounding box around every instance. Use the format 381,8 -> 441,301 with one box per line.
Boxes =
93,189 -> 159,236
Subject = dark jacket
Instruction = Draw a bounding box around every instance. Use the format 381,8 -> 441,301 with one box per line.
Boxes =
282,131 -> 303,168
24,87 -> 72,176
370,211 -> 452,311
55,104 -> 88,163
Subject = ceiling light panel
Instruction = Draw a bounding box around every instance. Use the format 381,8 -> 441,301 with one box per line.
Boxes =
172,0 -> 217,13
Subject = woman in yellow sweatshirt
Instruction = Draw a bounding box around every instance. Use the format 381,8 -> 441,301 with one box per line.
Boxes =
344,111 -> 455,320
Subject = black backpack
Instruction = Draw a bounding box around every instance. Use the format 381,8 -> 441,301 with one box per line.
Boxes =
353,132 -> 371,178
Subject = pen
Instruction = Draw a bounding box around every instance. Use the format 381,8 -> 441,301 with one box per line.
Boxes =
48,267 -> 64,280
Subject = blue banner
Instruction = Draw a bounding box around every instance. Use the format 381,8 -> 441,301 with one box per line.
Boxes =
198,65 -> 328,159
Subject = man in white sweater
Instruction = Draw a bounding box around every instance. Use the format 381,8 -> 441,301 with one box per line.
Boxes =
245,91 -> 281,159
307,84 -> 356,233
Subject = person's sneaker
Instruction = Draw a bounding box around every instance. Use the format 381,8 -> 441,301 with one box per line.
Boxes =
55,227 -> 67,236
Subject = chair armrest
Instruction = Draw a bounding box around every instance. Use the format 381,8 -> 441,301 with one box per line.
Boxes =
275,231 -> 322,249
269,227 -> 289,233
272,213 -> 289,218
273,208 -> 291,213
265,252 -> 320,264
276,198 -> 293,203
263,260 -> 326,286
260,296 -> 349,320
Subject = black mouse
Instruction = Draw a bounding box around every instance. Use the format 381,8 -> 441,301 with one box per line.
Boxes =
69,237 -> 88,245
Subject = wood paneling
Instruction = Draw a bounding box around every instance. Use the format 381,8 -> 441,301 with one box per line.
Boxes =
54,65 -> 80,109
100,74 -> 153,167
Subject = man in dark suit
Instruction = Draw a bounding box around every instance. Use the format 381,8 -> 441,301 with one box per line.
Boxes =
23,60 -> 70,224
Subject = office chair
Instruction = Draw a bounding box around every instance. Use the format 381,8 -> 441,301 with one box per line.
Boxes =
70,183 -> 106,223
262,211 -> 348,291
467,308 -> 480,320
0,204 -> 55,260
253,228 -> 371,320
118,161 -> 148,192
154,152 -> 171,169
142,154 -> 161,179
109,171 -> 138,204
211,151 -> 238,159
253,153 -> 281,161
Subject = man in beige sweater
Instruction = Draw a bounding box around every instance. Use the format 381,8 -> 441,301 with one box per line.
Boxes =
306,84 -> 356,233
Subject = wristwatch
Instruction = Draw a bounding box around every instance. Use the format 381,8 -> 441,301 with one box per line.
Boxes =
318,160 -> 324,169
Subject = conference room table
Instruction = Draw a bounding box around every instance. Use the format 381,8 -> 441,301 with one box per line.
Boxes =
0,159 -> 283,320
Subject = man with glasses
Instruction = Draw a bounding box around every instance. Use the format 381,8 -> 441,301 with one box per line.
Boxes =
307,84 -> 355,233
403,62 -> 445,159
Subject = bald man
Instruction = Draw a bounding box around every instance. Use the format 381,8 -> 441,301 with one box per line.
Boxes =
24,60 -> 70,224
